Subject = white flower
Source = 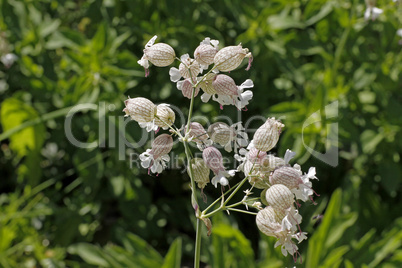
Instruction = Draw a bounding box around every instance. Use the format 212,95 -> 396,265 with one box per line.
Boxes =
138,120 -> 158,132
201,79 -> 254,110
397,29 -> 402,38
200,37 -> 219,48
1,53 -> 17,68
292,167 -> 319,202
211,169 -> 236,188
140,149 -> 171,174
364,6 -> 383,21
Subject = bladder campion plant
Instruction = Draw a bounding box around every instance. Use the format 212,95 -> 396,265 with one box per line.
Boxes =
124,36 -> 319,266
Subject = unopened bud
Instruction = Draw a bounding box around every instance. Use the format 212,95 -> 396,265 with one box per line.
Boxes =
212,74 -> 238,96
123,97 -> 156,123
194,44 -> 218,67
177,78 -> 200,99
214,44 -> 252,72
270,167 -> 303,190
208,122 -> 234,146
260,155 -> 285,173
253,118 -> 284,152
265,184 -> 294,210
151,134 -> 173,159
179,56 -> 201,80
256,206 -> 285,236
188,158 -> 210,189
154,105 -> 175,129
202,146 -> 225,174
199,73 -> 217,95
187,122 -> 209,142
144,43 -> 176,67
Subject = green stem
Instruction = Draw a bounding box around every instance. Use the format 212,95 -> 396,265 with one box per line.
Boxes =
194,218 -> 202,268
226,208 -> 258,216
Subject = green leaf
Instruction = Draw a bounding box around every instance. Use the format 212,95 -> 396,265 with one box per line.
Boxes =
306,189 -> 342,268
0,98 -> 45,156
68,243 -> 109,267
162,238 -> 182,268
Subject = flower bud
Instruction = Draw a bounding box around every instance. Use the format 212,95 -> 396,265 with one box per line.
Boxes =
256,206 -> 285,236
188,158 -> 210,189
179,56 -> 201,79
151,134 -> 173,159
123,97 -> 156,123
270,167 -> 303,190
253,118 -> 284,152
265,184 -> 294,210
154,105 -> 175,129
199,73 -> 217,95
187,122 -> 209,142
212,74 -> 238,96
194,44 -> 217,66
177,78 -> 200,99
202,146 -> 225,174
243,160 -> 269,189
207,122 -> 234,146
214,44 -> 252,72
144,43 -> 176,67
259,155 -> 285,173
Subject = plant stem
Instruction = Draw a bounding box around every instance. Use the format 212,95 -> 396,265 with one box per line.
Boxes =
194,218 -> 202,268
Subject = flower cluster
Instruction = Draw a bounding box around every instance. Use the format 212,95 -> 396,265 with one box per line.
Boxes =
234,118 -> 319,261
127,36 -> 318,263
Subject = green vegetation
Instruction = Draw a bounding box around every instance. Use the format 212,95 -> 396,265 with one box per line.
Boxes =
0,0 -> 401,267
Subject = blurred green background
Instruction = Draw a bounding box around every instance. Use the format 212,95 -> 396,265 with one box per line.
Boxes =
0,0 -> 401,267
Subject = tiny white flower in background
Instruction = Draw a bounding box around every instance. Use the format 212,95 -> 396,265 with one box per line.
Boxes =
364,0 -> 383,21
1,53 -> 17,68
397,29 -> 402,37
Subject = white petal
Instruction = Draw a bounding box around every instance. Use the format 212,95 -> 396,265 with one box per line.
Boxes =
146,35 -> 158,47
210,39 -> 219,48
169,67 -> 182,82
239,79 -> 254,90
201,93 -> 212,103
180,53 -> 190,62
137,57 -> 149,69
397,29 -> 402,37
284,149 -> 296,164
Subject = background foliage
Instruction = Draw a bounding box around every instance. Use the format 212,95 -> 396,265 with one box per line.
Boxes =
0,0 -> 401,267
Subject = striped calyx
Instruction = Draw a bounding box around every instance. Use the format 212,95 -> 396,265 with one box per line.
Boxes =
154,105 -> 175,129
179,78 -> 200,99
243,160 -> 269,189
144,43 -> 176,67
259,155 -> 285,173
253,118 -> 284,152
212,74 -> 238,96
213,44 -> 252,72
187,122 -> 209,142
199,73 -> 217,95
188,158 -> 210,189
194,44 -> 218,66
270,166 -> 303,190
179,57 -> 201,80
123,97 -> 156,123
256,206 -> 285,236
202,146 -> 224,174
208,122 -> 234,145
265,184 -> 294,210
151,134 -> 173,159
